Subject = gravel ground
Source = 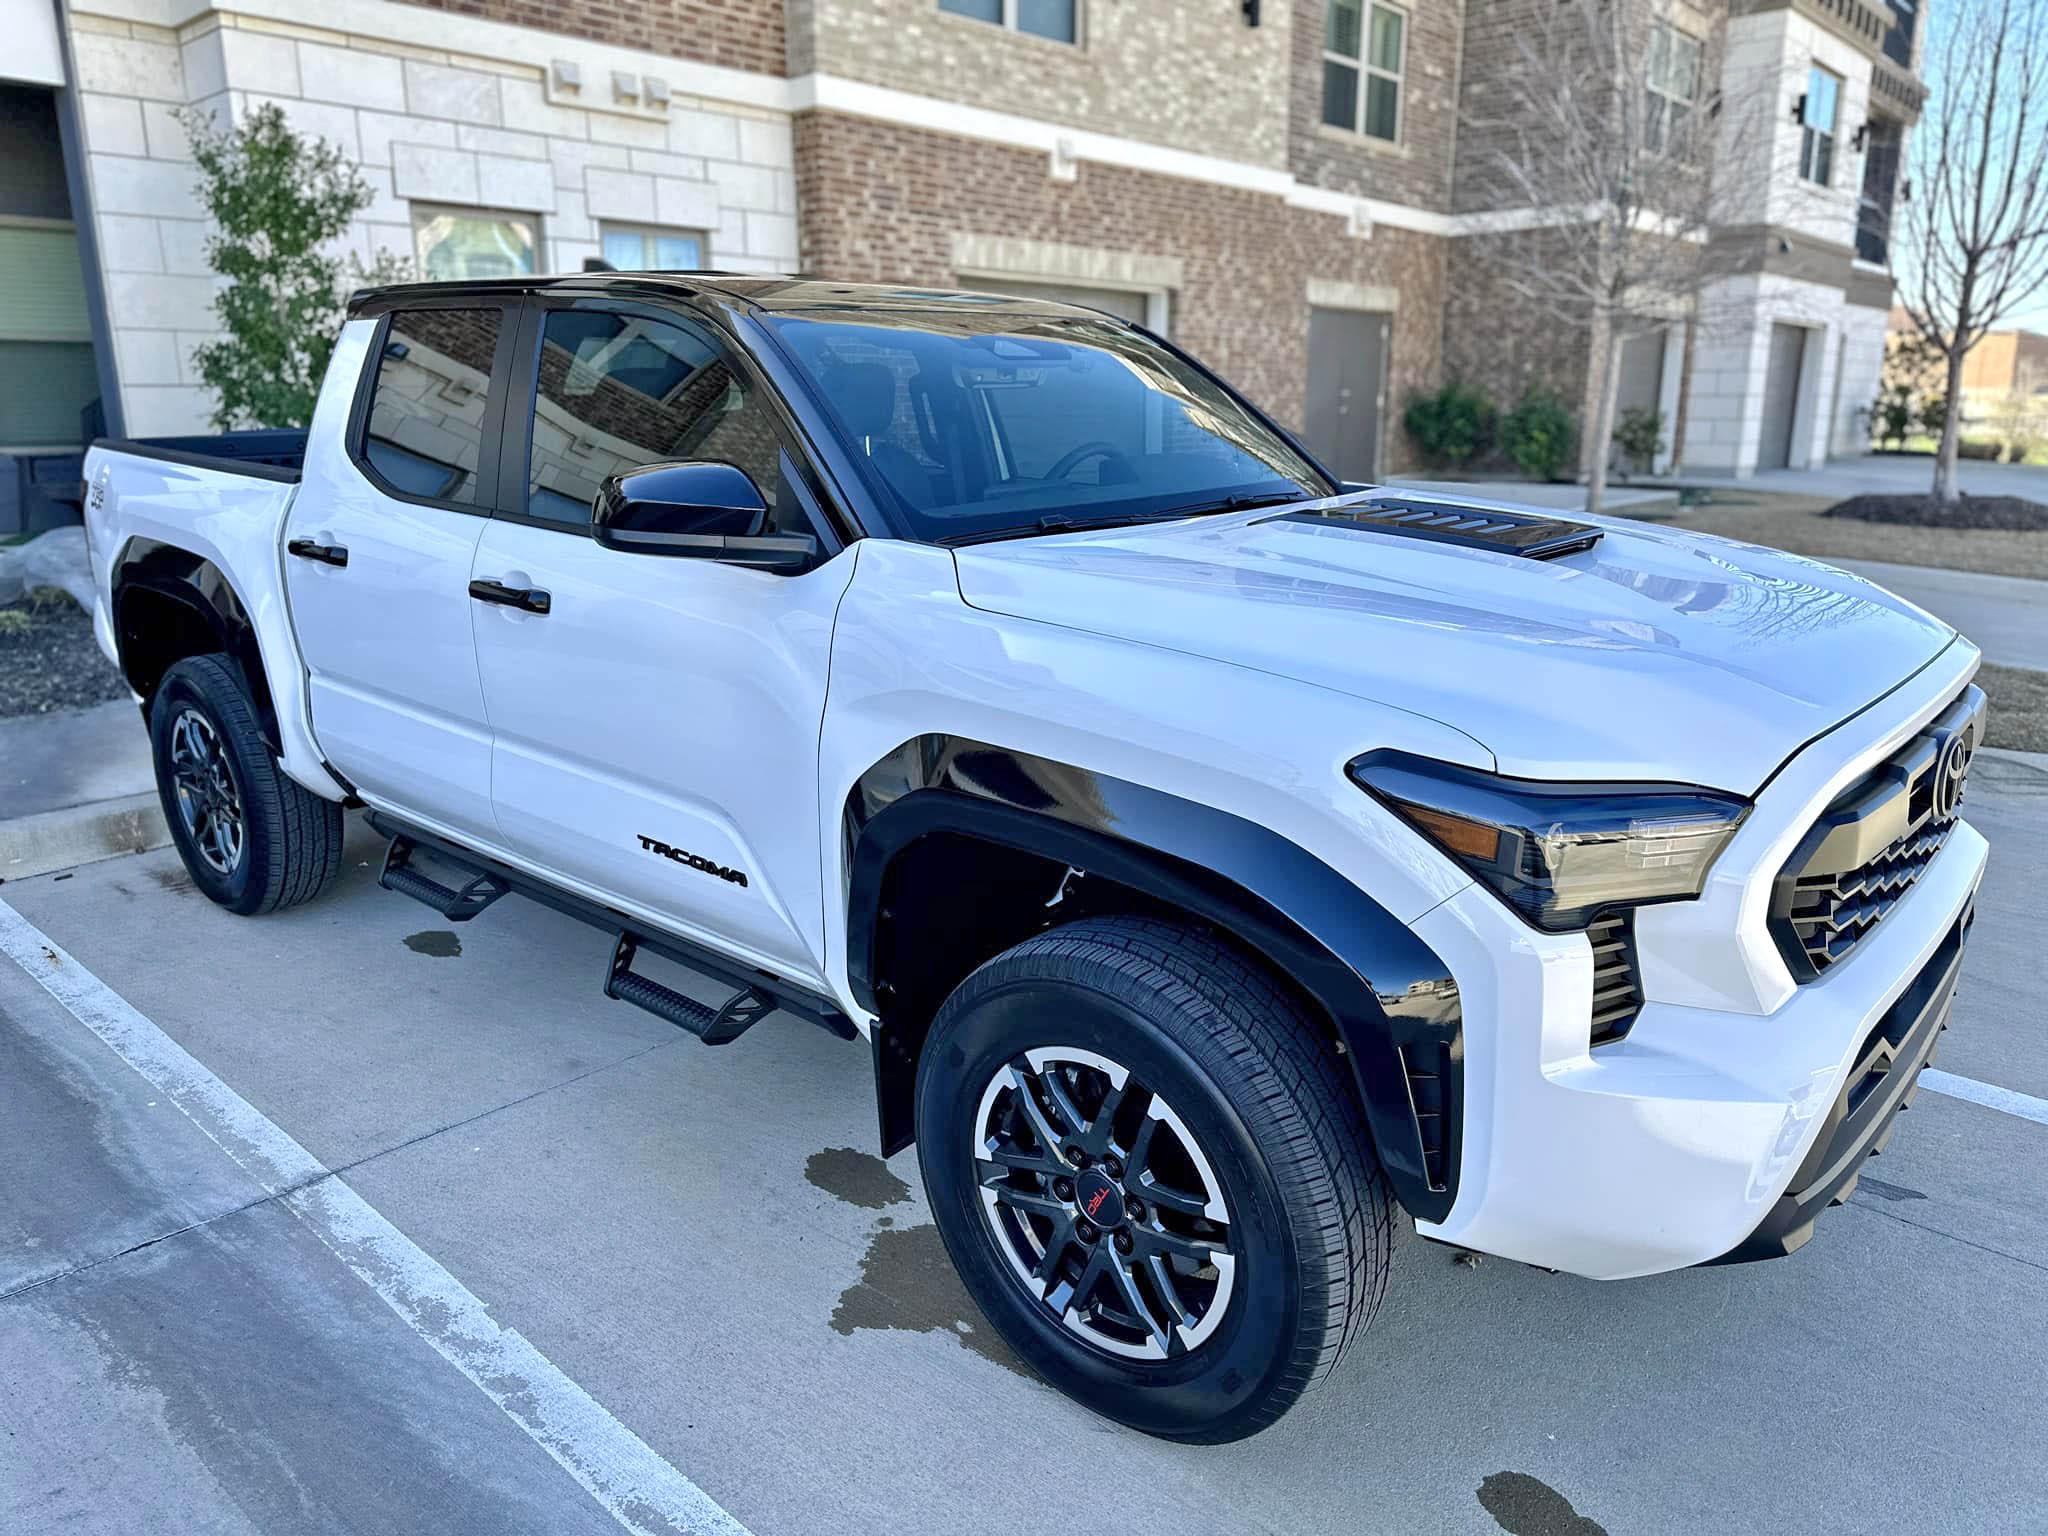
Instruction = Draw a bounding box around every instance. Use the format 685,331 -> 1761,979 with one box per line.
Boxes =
1978,662 -> 2048,755
1825,493 -> 2048,531
1633,491 -> 2048,580
0,590 -> 130,718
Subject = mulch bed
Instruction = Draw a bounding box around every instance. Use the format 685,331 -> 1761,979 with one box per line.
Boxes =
1823,493 -> 2048,531
0,591 -> 132,717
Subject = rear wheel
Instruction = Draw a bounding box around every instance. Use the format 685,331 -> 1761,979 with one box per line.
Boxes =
916,915 -> 1394,1442
149,655 -> 344,915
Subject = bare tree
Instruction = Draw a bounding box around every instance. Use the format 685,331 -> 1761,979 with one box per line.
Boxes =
1893,0 -> 2048,505
1459,0 -> 1781,515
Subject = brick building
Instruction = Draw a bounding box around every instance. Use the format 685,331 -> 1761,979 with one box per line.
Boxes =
0,0 -> 1927,528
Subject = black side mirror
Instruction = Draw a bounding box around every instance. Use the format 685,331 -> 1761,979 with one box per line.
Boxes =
593,461 -> 817,571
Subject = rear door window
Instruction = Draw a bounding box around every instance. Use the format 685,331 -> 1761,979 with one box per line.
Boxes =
358,306 -> 505,506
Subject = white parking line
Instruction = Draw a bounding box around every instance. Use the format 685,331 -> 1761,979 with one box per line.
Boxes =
0,899 -> 752,1536
1923,1068 -> 2048,1127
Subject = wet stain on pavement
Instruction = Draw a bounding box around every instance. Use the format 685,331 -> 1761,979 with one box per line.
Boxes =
805,1146 -> 910,1209
1478,1473 -> 1608,1536
403,931 -> 461,959
1857,1176 -> 1927,1202
149,867 -> 194,895
830,1221 -> 1031,1378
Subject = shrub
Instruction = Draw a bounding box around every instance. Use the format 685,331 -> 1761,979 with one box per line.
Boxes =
182,103 -> 376,430
1872,392 -> 1914,450
1916,393 -> 1950,438
1958,439 -> 2002,460
1403,381 -> 1497,470
1613,406 -> 1665,478
1500,388 -> 1574,481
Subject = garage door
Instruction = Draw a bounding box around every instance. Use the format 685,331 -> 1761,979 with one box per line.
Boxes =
1759,322 -> 1807,470
957,278 -> 1153,325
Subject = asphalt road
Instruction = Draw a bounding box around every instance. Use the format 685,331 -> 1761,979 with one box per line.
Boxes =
3,753 -> 2045,1536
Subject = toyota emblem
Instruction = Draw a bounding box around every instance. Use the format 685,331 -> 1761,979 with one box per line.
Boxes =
1932,726 -> 1973,820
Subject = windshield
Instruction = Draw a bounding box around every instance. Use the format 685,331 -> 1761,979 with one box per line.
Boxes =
762,308 -> 1331,544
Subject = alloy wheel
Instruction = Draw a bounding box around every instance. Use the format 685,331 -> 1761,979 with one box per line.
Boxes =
972,1046 -> 1237,1361
167,707 -> 245,876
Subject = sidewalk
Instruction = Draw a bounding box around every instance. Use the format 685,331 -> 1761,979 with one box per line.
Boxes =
0,701 -> 165,882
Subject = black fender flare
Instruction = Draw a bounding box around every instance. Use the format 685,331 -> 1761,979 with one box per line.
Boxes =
109,539 -> 281,748
844,735 -> 1464,1223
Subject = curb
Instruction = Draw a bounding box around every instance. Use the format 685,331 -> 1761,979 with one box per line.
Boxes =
0,793 -> 170,883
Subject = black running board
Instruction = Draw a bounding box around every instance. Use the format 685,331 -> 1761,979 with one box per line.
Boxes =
366,811 -> 856,1045
380,834 -> 510,920
605,933 -> 775,1045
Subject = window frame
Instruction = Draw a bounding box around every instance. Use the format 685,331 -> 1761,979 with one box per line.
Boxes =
1321,0 -> 1408,145
1799,64 -> 1842,186
492,294 -> 848,557
598,222 -> 709,273
936,0 -> 1082,47
1643,21 -> 1702,159
410,203 -> 544,284
346,300 -> 519,518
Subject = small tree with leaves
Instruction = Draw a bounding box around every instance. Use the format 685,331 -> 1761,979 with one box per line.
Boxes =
182,103 -> 376,430
1892,0 -> 2048,505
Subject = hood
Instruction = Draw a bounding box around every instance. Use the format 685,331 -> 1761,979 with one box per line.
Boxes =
951,494 -> 1957,793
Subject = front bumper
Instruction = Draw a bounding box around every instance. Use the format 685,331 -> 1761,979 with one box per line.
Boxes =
1711,899 -> 1969,1263
1407,816 -> 1986,1280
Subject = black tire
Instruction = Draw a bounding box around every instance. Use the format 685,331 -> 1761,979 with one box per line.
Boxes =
149,654 -> 344,916
916,914 -> 1394,1442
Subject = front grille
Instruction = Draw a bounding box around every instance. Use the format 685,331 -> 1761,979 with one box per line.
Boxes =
1588,912 -> 1643,1044
1770,685 -> 1985,980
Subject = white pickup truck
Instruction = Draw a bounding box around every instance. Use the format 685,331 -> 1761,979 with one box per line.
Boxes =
84,274 -> 1987,1441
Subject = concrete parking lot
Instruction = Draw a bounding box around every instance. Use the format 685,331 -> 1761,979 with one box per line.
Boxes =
3,752 -> 2046,1536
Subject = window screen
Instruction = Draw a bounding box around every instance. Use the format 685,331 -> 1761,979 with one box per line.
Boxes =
524,308 -> 795,531
360,307 -> 503,505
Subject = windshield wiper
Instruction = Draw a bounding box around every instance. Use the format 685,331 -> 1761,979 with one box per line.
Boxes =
1153,489 -> 1316,519
937,491 -> 1316,549
938,512 -> 1161,547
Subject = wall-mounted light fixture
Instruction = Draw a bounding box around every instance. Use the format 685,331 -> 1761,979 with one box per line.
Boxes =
1243,0 -> 1261,23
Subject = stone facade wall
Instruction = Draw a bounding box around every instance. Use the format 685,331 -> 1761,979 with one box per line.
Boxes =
1287,0 -> 1462,212
393,0 -> 784,77
794,111 -> 1446,473
798,0 -> 1293,169
67,5 -> 796,434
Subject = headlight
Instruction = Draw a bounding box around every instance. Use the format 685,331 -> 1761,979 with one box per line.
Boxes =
1348,750 -> 1750,932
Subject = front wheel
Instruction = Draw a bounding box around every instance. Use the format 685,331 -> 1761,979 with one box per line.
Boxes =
149,654 -> 344,915
916,916 -> 1394,1442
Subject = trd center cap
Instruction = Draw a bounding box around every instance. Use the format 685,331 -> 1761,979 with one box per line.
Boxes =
1074,1169 -> 1125,1230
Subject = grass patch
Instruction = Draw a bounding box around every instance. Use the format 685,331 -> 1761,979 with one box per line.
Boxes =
1978,663 -> 2048,756
1634,491 -> 2048,580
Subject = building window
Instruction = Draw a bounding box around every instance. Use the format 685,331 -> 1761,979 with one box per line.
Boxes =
937,0 -> 1078,45
600,224 -> 706,272
1799,65 -> 1842,186
412,206 -> 540,281
1322,1 -> 1405,143
1645,23 -> 1701,156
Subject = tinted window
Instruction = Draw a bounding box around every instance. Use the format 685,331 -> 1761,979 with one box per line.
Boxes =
525,307 -> 797,530
766,309 -> 1327,544
361,307 -> 503,504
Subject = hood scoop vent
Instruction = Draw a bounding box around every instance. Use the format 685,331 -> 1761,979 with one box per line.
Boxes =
1261,496 -> 1603,561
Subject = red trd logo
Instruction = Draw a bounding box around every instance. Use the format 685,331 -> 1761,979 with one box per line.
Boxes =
1085,1188 -> 1110,1218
